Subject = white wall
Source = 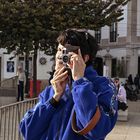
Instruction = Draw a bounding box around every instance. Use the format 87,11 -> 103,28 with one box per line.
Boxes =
0,48 -> 7,54
3,54 -> 17,79
37,52 -> 54,80
0,49 -> 54,80
102,26 -> 109,39
0,49 -> 17,80
137,0 -> 140,36
97,48 -> 127,59
138,49 -> 140,55
88,30 -> 95,36
101,5 -> 128,39
118,5 -> 128,37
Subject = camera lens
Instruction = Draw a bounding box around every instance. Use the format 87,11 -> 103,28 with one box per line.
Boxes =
63,56 -> 69,63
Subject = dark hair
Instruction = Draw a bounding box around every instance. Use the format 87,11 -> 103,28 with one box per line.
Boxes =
114,77 -> 119,81
57,29 -> 99,66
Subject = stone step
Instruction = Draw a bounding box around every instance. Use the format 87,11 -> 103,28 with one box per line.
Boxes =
117,109 -> 128,121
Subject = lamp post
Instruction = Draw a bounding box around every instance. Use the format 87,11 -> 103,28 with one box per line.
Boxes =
104,47 -> 112,77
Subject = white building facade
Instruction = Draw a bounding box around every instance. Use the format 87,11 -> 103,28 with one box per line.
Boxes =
0,0 -> 140,83
93,0 -> 140,79
0,49 -> 54,85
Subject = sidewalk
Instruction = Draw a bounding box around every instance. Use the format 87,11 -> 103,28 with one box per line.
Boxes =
106,100 -> 140,140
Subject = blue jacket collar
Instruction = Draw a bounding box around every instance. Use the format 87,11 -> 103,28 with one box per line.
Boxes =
84,65 -> 98,81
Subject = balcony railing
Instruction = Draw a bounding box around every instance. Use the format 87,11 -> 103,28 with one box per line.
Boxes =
0,98 -> 38,140
0,76 -> 17,88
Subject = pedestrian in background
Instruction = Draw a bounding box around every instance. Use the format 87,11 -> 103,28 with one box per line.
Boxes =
134,74 -> 140,94
114,77 -> 128,111
128,74 -> 133,85
17,66 -> 25,101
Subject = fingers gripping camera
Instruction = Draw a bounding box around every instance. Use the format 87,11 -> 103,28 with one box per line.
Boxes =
61,48 -> 72,77
62,48 -> 71,65
61,44 -> 80,66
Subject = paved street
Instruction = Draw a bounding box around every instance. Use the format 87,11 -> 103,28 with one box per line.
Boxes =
106,100 -> 140,140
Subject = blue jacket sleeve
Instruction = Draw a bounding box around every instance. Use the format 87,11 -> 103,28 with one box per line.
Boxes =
72,77 -> 118,140
20,86 -> 57,140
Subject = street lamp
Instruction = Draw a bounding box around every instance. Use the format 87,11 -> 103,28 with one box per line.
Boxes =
106,47 -> 110,54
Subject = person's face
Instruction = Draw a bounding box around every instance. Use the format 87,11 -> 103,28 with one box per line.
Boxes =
18,67 -> 22,72
114,80 -> 119,87
55,43 -> 88,71
55,44 -> 65,70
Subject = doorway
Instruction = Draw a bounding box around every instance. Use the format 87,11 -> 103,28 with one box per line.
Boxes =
112,58 -> 117,77
138,56 -> 140,76
93,57 -> 103,76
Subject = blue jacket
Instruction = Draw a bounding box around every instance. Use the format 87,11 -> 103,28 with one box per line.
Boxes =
20,65 -> 118,140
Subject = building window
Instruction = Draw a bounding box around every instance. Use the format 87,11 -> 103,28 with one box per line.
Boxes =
95,29 -> 101,43
110,22 -> 117,42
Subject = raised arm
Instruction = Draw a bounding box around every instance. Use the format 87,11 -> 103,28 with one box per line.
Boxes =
71,77 -> 118,140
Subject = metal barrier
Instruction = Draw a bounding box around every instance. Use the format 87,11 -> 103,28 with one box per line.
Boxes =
0,98 -> 38,140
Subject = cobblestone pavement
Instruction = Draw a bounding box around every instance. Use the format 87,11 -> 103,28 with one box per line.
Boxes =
106,100 -> 140,140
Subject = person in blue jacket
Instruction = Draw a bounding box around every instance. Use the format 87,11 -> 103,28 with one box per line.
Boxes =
20,29 -> 118,140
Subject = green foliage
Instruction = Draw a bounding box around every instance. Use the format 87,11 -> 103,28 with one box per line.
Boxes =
0,0 -> 53,53
0,0 -> 130,54
49,0 -> 130,30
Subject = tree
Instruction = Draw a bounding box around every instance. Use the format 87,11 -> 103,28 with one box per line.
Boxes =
0,0 -> 130,97
49,0 -> 130,30
0,0 -> 55,97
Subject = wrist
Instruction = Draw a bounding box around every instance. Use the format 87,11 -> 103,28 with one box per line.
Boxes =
73,77 -> 89,86
74,76 -> 83,81
49,97 -> 60,108
53,94 -> 62,102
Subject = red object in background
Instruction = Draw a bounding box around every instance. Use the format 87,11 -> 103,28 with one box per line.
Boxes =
29,80 -> 41,98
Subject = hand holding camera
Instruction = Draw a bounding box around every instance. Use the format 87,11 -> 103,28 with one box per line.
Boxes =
52,44 -> 86,101
68,49 -> 86,81
61,47 -> 86,81
51,67 -> 68,101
